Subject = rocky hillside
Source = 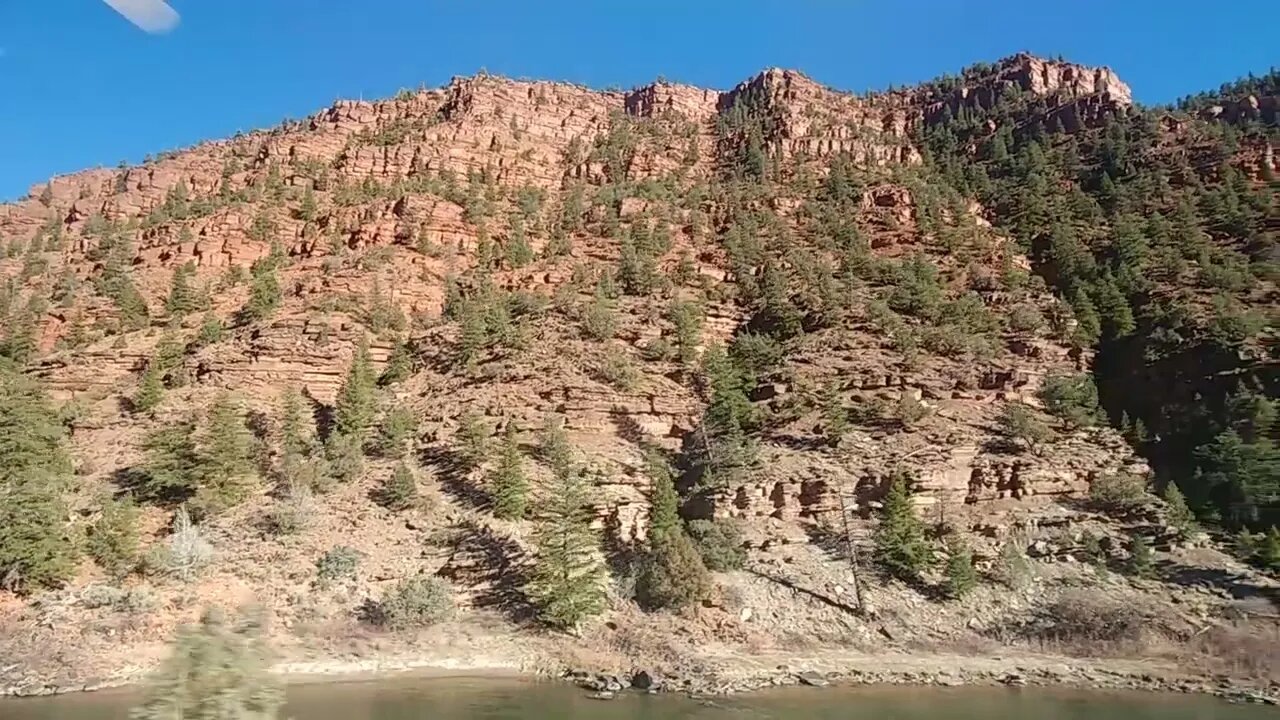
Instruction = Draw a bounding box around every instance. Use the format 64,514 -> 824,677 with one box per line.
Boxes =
0,54 -> 1276,695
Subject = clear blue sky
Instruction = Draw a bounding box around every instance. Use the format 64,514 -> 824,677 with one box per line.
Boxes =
1,0 -> 1276,200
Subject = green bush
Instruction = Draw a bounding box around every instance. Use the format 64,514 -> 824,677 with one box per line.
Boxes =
1089,473 -> 1149,512
1038,373 -> 1101,428
316,545 -> 362,586
637,531 -> 712,610
376,575 -> 456,629
687,518 -> 746,571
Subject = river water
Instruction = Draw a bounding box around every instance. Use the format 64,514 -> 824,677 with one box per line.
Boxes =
1,677 -> 1274,719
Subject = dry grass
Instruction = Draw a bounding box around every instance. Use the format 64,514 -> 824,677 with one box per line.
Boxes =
1182,619 -> 1280,682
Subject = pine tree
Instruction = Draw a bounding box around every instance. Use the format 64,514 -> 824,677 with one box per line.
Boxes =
86,496 -> 140,579
195,313 -> 225,346
683,346 -> 757,488
165,261 -> 201,318
333,337 -> 376,442
528,461 -> 607,632
278,388 -> 328,493
1163,482 -> 1198,538
944,539 -> 978,599
490,423 -> 528,519
240,257 -> 281,323
377,463 -> 418,511
129,607 -> 283,720
0,368 -> 78,593
456,411 -> 489,471
1127,534 -> 1155,578
378,338 -> 413,386
538,414 -> 573,476
820,381 -> 849,445
456,300 -> 489,370
373,404 -> 417,459
196,393 -> 257,515
644,447 -> 680,543
873,473 -> 932,581
132,360 -> 165,413
140,420 -> 201,501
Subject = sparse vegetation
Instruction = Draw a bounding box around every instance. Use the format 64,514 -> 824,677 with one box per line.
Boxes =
374,575 -> 455,630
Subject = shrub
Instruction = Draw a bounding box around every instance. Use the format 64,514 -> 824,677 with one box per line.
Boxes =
265,488 -> 312,536
1089,473 -> 1148,512
580,289 -> 618,341
146,507 -> 213,582
599,347 -> 640,391
637,532 -> 712,610
376,575 -> 455,629
997,403 -> 1056,454
1007,303 -> 1045,333
1038,373 -> 1101,428
687,518 -> 746,571
316,546 -> 362,586
997,536 -> 1032,589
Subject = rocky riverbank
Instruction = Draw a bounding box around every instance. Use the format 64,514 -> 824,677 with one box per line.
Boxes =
5,648 -> 1278,708
563,657 -> 1280,706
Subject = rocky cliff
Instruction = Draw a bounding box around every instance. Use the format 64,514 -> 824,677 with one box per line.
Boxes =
0,53 -> 1275,697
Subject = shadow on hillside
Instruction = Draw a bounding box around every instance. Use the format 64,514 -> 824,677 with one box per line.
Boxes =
109,466 -> 192,506
802,521 -> 851,561
1160,561 -> 1279,607
418,444 -> 490,512
744,566 -> 868,617
437,518 -> 535,623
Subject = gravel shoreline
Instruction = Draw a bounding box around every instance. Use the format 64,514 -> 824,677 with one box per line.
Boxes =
4,652 -> 1277,707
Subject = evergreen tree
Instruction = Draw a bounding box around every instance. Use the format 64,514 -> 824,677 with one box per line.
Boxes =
129,607 -> 282,720
195,313 -> 225,346
132,361 -> 165,413
456,300 -> 489,370
1127,534 -> 1155,578
86,496 -> 141,579
196,393 -> 257,514
140,420 -> 201,501
378,338 -> 413,386
165,261 -> 202,318
944,539 -> 978,599
528,461 -> 607,632
820,382 -> 849,445
240,258 -> 281,323
490,423 -> 528,519
637,530 -> 711,611
1038,373 -> 1102,429
873,473 -> 932,581
1163,482 -> 1198,538
374,404 -> 418,459
644,447 -> 680,543
456,411 -> 489,471
278,388 -> 328,493
538,414 -> 573,476
667,301 -> 705,368
997,403 -> 1056,454
333,337 -> 376,442
376,463 -> 418,512
682,346 -> 757,488
0,368 -> 78,593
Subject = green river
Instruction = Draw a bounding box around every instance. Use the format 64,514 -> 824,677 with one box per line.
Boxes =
1,677 -> 1274,719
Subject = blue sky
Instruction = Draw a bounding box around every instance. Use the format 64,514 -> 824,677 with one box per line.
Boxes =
1,0 -> 1276,200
